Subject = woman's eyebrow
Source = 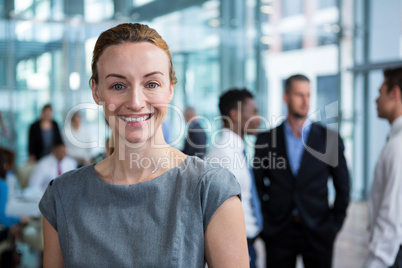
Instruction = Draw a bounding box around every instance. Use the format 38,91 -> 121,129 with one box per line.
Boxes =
105,72 -> 164,79
144,71 -> 164,78
105,73 -> 126,79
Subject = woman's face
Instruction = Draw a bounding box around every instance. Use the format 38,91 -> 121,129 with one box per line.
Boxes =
92,42 -> 174,145
41,107 -> 53,121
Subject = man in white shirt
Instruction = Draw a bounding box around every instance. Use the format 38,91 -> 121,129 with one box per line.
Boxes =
205,88 -> 262,268
29,142 -> 77,193
364,67 -> 402,268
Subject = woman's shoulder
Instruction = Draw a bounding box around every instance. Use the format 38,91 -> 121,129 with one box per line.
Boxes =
179,156 -> 239,188
29,120 -> 41,129
180,157 -> 241,229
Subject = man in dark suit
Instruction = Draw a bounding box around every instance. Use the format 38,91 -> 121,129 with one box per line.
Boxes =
253,74 -> 350,268
182,107 -> 207,158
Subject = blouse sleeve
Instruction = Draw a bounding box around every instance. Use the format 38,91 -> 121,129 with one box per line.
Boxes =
199,167 -> 241,231
39,180 -> 59,231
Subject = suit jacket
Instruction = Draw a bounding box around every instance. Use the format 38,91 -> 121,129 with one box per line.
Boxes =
28,120 -> 63,161
182,121 -> 207,159
253,122 -> 350,249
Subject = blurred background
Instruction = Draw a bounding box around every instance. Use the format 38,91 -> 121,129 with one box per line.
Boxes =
2,0 -> 399,201
1,0 -> 401,267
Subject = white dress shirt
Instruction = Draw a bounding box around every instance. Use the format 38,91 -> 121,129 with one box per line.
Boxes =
29,153 -> 77,193
205,128 -> 261,238
364,116 -> 402,268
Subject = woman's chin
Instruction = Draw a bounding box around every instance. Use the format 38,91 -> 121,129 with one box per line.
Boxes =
124,136 -> 148,146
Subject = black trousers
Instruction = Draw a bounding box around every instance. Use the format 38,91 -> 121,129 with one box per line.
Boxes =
264,221 -> 334,268
390,246 -> 402,268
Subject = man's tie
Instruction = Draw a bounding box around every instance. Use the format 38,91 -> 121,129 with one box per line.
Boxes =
57,161 -> 62,176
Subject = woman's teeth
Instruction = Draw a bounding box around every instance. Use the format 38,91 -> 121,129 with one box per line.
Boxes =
119,115 -> 151,122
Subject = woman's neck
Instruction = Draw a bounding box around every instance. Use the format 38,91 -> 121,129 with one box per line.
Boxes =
109,130 -> 171,183
40,119 -> 52,130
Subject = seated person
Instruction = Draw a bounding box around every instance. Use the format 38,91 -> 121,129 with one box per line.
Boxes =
28,142 -> 77,193
0,147 -> 29,228
0,147 -> 29,268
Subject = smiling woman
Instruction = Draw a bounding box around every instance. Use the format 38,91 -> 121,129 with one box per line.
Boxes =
39,23 -> 249,268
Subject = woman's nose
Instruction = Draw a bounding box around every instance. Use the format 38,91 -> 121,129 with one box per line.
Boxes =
126,88 -> 146,111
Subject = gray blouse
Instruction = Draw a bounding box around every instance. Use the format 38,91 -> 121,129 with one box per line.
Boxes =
39,156 -> 241,268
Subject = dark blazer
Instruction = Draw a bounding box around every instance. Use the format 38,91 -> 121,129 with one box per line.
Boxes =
253,122 -> 350,249
182,121 -> 207,159
28,120 -> 63,160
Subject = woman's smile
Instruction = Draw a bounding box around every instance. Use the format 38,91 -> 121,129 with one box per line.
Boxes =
118,113 -> 154,126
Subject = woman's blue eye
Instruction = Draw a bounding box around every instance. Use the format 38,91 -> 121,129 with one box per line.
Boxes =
148,83 -> 158,89
113,84 -> 124,90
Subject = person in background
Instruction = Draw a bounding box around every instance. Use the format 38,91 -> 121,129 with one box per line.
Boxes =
28,142 -> 77,193
205,88 -> 263,268
63,112 -> 93,167
40,23 -> 248,267
28,104 -> 63,162
363,67 -> 402,268
254,74 -> 350,268
0,148 -> 29,268
0,147 -> 29,228
182,107 -> 207,159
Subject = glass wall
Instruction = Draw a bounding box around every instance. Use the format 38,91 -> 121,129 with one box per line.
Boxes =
282,0 -> 303,17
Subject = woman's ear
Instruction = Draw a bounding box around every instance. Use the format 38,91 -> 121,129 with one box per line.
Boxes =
168,82 -> 175,102
91,80 -> 102,105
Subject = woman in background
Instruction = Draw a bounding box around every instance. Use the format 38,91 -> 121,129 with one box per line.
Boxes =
28,104 -> 63,162
40,23 -> 248,267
